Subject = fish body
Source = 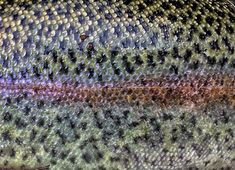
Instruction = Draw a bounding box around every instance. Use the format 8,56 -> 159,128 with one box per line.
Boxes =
0,0 -> 234,169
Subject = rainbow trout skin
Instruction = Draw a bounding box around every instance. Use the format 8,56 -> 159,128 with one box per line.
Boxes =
0,0 -> 234,169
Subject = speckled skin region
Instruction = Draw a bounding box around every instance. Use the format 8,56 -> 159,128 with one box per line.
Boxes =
0,0 -> 234,170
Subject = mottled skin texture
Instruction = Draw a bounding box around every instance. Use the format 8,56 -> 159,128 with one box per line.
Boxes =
0,0 -> 235,170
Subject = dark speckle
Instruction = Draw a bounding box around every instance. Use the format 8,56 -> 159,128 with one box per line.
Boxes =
105,13 -> 112,20
15,117 -> 27,128
2,130 -> 11,141
2,112 -> 12,122
82,152 -> 92,163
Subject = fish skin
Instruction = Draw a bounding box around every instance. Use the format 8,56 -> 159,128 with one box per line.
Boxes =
0,0 -> 234,170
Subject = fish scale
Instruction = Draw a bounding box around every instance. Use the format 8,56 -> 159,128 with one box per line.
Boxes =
0,0 -> 234,169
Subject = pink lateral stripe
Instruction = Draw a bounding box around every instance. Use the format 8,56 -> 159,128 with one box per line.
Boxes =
0,74 -> 234,107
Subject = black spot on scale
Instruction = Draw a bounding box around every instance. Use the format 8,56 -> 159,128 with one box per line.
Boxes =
222,36 -> 234,54
170,128 -> 178,143
149,117 -> 161,132
218,57 -> 228,68
118,128 -> 124,139
68,49 -> 77,63
163,113 -> 173,121
123,144 -> 132,155
186,10 -> 193,19
206,16 -> 214,26
22,154 -> 29,161
96,53 -> 107,64
75,63 -> 85,75
60,151 -> 69,160
6,0 -> 14,5
221,111 -> 230,124
5,97 -> 11,106
37,118 -> 45,127
18,1 -> 30,9
195,14 -> 202,25
24,105 -> 31,115
87,42 -> 95,59
226,24 -> 234,34
110,156 -> 121,162
122,55 -> 135,74
138,16 -> 150,33
50,148 -> 58,158
3,160 -> 9,166
204,4 -> 214,13
199,32 -> 206,40
129,121 -> 140,128
205,55 -> 216,66
69,120 -> 76,129
55,130 -> 67,145
215,21 -> 222,35
97,74 -> 103,82
74,2 -> 81,10
82,152 -> 92,163
194,43 -> 202,54
104,109 -> 112,119
98,165 -> 106,170
161,2 -> 170,10
93,112 -> 103,129
59,58 -> 69,75
228,13 -> 235,23
69,156 -> 76,164
15,117 -> 27,128
180,14 -> 188,24
169,0 -> 184,8
210,40 -> 220,50
59,40 -> 68,51
183,49 -> 192,62
147,54 -> 156,68
159,24 -> 170,40
154,10 -> 164,17
52,51 -> 58,63
126,9 -> 134,18
126,24 -> 136,33
137,3 -> 145,12
174,27 -> 184,42
78,15 -> 85,24
9,148 -> 16,157
158,50 -> 168,63
50,160 -> 57,166
37,100 -> 45,109
121,38 -> 132,48
170,65 -> 178,74
39,134 -> 47,143
189,60 -> 199,70
134,55 -> 144,65
104,13 -> 112,20
42,60 -> 49,69
123,0 -> 132,5
144,0 -> 154,6
48,72 -> 54,81
2,130 -> 11,141
33,65 -> 40,77
203,27 -> 212,37
172,47 -> 181,59
110,49 -> 121,75
87,67 -> 94,79
2,112 -> 13,122
168,14 -> 177,22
